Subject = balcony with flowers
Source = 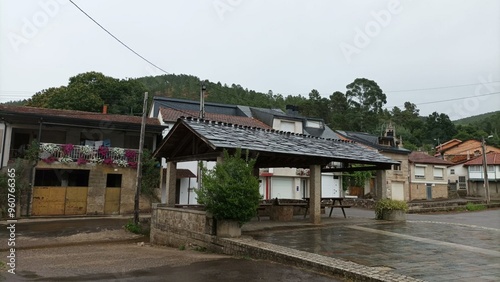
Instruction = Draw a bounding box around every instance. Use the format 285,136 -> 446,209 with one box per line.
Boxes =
39,143 -> 139,168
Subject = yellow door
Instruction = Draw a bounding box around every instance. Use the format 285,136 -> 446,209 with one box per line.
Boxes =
104,188 -> 121,215
65,187 -> 88,215
32,187 -> 66,216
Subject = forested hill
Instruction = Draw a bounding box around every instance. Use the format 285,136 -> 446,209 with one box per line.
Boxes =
7,71 -> 500,149
453,111 -> 499,125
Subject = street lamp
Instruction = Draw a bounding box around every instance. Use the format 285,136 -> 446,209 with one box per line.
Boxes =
481,135 -> 493,204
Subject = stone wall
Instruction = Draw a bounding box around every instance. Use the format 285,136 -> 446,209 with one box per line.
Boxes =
150,204 -> 219,250
410,183 -> 448,201
341,198 -> 376,209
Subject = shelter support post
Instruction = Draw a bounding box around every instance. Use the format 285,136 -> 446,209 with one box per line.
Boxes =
309,165 -> 321,224
375,170 -> 387,200
166,161 -> 177,206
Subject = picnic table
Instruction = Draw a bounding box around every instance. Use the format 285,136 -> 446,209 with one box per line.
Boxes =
302,197 -> 352,218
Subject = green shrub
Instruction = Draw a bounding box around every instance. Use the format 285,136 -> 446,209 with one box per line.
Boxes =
124,221 -> 143,234
374,199 -> 409,220
466,203 -> 487,211
196,149 -> 261,226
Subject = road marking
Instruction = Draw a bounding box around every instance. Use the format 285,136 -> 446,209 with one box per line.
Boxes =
407,220 -> 500,232
348,225 -> 500,257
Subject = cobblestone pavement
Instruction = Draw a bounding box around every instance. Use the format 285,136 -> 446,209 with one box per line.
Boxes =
247,208 -> 500,282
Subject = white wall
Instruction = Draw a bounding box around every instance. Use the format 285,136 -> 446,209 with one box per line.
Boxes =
321,173 -> 341,197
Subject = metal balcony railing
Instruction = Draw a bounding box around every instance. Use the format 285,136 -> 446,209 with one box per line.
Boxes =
39,143 -> 139,166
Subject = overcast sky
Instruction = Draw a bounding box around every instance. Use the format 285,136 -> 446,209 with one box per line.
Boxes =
1,0 -> 499,120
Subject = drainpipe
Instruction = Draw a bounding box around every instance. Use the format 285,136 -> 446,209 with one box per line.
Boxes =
0,119 -> 7,170
187,177 -> 191,205
408,161 -> 412,201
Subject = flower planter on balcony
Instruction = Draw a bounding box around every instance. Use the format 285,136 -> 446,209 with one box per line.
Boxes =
39,143 -> 139,167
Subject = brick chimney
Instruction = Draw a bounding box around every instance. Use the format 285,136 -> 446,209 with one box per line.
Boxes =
102,104 -> 108,114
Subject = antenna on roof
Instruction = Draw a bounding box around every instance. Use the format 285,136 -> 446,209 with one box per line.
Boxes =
199,81 -> 206,119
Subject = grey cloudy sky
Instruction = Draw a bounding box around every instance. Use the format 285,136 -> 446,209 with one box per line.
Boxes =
1,0 -> 499,120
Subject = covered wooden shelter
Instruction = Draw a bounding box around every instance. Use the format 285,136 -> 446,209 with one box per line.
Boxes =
153,117 -> 398,224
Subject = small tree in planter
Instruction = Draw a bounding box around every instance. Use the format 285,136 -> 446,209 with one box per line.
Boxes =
196,149 -> 261,237
374,198 -> 409,221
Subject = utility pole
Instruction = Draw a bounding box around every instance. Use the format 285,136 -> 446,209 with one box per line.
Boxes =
199,81 -> 206,119
481,137 -> 490,204
134,92 -> 148,225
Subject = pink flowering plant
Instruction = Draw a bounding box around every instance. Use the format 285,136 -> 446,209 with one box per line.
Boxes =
125,149 -> 137,161
77,157 -> 88,165
42,156 -> 57,164
98,146 -> 109,158
61,144 -> 74,156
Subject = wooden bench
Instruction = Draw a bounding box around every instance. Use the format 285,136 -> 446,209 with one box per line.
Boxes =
303,197 -> 352,218
324,204 -> 351,218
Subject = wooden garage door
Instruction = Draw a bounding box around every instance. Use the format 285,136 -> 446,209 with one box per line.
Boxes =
104,188 -> 121,215
32,186 -> 88,216
65,187 -> 88,215
32,187 -> 66,216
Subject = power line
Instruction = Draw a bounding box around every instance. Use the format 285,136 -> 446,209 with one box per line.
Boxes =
386,81 -> 500,93
385,91 -> 500,109
68,0 -> 170,75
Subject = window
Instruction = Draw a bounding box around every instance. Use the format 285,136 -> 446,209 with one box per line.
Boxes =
106,174 -> 122,188
458,176 -> 466,189
433,167 -> 444,180
450,169 -> 455,175
415,166 -> 425,179
306,120 -> 322,128
35,169 -> 89,186
393,161 -> 402,171
488,165 -> 494,172
279,121 -> 295,132
469,166 -> 481,172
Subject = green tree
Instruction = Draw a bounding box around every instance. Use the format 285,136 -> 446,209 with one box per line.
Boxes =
141,149 -> 160,201
26,87 -> 66,108
424,112 -> 457,144
196,149 -> 261,226
345,78 -> 387,132
46,84 -> 103,112
328,91 -> 350,129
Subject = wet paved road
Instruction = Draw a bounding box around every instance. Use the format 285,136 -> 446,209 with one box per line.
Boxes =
252,208 -> 500,282
3,242 -> 342,282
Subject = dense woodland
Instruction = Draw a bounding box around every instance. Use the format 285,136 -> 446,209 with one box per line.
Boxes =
5,71 -> 500,150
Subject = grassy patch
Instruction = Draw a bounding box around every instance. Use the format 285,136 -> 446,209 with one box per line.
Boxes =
466,203 -> 487,211
178,245 -> 186,251
193,246 -> 207,252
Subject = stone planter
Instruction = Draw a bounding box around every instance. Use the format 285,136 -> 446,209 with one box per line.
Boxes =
216,219 -> 241,238
381,209 -> 406,221
270,205 -> 294,221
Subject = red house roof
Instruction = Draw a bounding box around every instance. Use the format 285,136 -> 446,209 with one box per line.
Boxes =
463,152 -> 500,166
409,151 -> 453,165
0,105 -> 161,126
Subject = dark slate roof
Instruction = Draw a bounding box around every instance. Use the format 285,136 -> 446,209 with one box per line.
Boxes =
151,97 -> 249,118
155,117 -> 398,168
336,130 -> 411,155
304,126 -> 341,140
159,107 -> 270,129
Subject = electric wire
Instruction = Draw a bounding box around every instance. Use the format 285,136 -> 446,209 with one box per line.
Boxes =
68,0 -> 170,75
